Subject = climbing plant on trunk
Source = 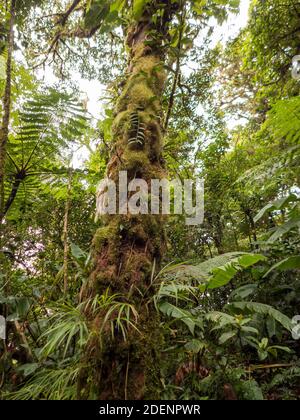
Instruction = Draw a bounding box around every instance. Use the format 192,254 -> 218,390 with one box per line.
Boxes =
12,0 -> 240,400
78,1 -> 179,400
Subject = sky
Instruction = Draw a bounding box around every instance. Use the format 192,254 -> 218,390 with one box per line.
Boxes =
81,0 -> 251,119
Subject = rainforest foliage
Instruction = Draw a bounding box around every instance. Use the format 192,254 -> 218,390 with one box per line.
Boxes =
0,0 -> 300,400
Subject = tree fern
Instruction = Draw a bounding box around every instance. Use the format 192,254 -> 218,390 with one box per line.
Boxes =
235,144 -> 300,192
159,252 -> 266,291
263,96 -> 300,145
3,89 -> 88,218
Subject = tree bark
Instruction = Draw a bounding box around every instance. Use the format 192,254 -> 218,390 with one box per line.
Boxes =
78,1 -> 177,400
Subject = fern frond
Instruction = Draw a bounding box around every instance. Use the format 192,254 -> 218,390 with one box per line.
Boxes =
128,110 -> 146,148
3,89 -> 89,216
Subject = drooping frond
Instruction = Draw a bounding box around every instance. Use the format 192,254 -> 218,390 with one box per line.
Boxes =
4,89 -> 89,217
128,110 -> 146,148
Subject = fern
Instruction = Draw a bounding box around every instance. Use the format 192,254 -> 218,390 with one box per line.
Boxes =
158,301 -> 199,334
4,89 -> 88,217
128,110 -> 146,148
254,194 -> 299,223
235,144 -> 300,189
254,195 -> 300,243
263,96 -> 300,145
6,361 -> 82,400
160,252 -> 266,291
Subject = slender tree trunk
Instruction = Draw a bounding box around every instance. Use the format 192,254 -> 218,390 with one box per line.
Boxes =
226,208 -> 239,250
79,1 -> 177,400
213,217 -> 224,254
0,0 -> 15,222
63,170 -> 72,295
164,3 -> 185,130
245,208 -> 258,250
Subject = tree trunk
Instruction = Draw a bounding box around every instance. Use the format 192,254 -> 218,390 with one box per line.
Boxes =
78,1 -> 177,400
63,170 -> 72,295
0,0 -> 15,222
245,208 -> 258,250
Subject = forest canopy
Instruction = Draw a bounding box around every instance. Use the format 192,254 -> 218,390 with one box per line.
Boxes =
0,0 -> 300,401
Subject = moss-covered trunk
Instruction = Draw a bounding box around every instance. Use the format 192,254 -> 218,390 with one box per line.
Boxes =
79,2 -> 176,400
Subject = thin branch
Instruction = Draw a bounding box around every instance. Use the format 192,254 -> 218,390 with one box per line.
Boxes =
56,0 -> 82,26
164,4 -> 186,131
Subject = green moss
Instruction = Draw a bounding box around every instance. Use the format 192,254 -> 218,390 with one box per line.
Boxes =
93,223 -> 119,250
112,110 -> 130,135
93,226 -> 111,249
95,266 -> 116,288
131,42 -> 149,60
123,150 -> 150,171
134,56 -> 157,72
127,224 -> 148,243
128,82 -> 155,109
116,74 -> 161,114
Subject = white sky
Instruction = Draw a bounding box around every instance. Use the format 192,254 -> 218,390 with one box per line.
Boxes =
212,0 -> 250,45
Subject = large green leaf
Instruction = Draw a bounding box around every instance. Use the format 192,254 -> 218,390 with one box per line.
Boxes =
158,301 -> 196,334
132,0 -> 149,19
161,252 -> 266,291
254,194 -> 298,223
227,302 -> 292,331
206,254 -> 266,290
84,0 -> 110,29
267,217 -> 300,243
263,255 -> 300,277
230,284 -> 258,300
218,330 -> 237,344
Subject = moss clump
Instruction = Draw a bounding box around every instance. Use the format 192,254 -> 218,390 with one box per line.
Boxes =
93,226 -> 111,249
93,224 -> 119,250
95,266 -> 116,289
122,253 -> 152,290
133,56 -> 158,74
127,223 -> 148,244
112,110 -> 130,135
134,57 -> 166,93
116,76 -> 160,114
122,150 -> 150,171
147,163 -> 166,180
128,82 -> 156,110
131,42 -> 150,60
